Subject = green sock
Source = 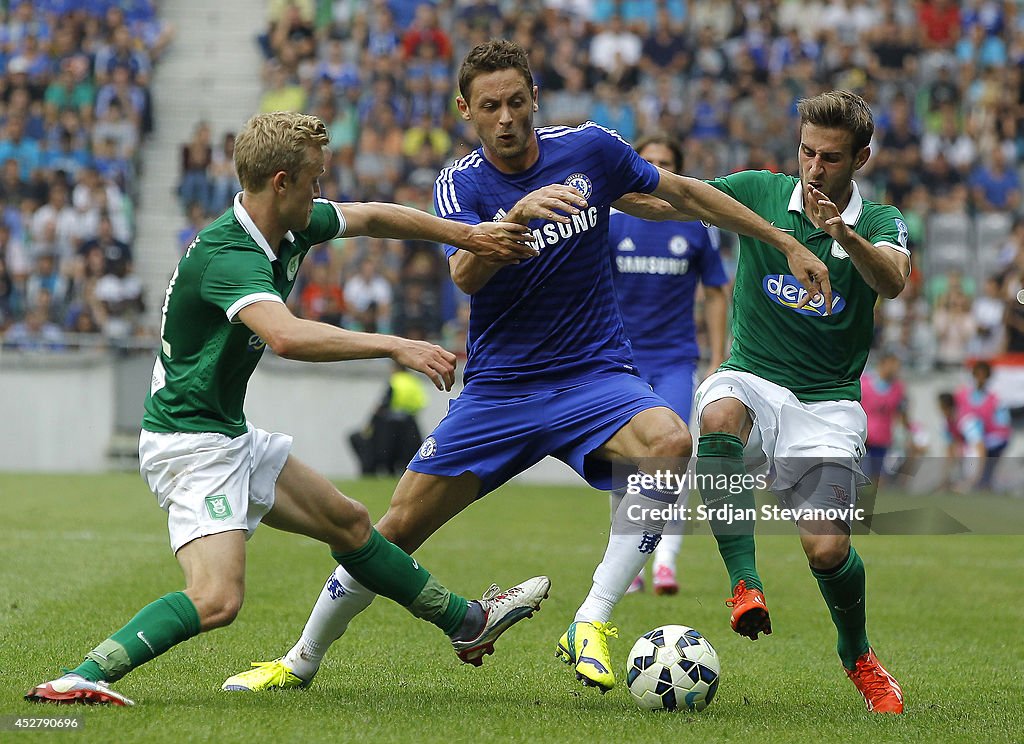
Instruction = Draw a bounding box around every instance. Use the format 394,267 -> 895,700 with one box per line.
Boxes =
332,529 -> 468,636
812,546 -> 870,670
697,433 -> 762,592
71,591 -> 201,682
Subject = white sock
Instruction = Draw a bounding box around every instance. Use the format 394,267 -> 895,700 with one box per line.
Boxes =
575,532 -> 655,622
282,565 -> 377,680
575,485 -> 674,623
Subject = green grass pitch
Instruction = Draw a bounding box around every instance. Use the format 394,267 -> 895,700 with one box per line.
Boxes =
1,473 -> 1021,743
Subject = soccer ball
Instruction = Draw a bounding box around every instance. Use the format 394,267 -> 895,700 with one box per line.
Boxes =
625,625 -> 720,712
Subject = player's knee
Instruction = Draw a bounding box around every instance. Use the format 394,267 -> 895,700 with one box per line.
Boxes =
376,504 -> 426,553
649,424 -> 692,460
699,400 -> 747,437
195,588 -> 244,630
804,538 -> 850,571
326,497 -> 372,551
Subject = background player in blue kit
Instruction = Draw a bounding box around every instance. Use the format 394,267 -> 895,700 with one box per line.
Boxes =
225,39 -> 832,695
609,134 -> 729,596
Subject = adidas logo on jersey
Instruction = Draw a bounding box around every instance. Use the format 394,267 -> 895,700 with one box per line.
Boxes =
617,237 -> 636,252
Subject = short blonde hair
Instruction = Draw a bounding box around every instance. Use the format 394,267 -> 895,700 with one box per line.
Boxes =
234,111 -> 329,192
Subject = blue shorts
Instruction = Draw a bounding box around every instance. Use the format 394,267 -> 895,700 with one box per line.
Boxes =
634,355 -> 697,425
409,372 -> 671,497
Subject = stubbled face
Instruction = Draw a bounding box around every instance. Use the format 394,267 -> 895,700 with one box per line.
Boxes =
458,68 -> 538,173
798,123 -> 868,210
281,144 -> 324,230
637,142 -> 677,173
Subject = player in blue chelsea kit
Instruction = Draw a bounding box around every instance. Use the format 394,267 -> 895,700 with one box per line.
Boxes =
609,135 -> 729,596
226,40 -> 832,694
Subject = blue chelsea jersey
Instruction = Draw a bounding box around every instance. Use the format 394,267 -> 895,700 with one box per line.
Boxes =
434,122 -> 660,389
608,211 -> 729,364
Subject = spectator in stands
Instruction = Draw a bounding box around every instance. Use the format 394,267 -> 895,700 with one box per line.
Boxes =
0,216 -> 28,290
94,251 -> 144,342
0,252 -> 17,327
639,8 -> 688,78
3,301 -> 65,351
354,103 -> 404,198
544,66 -> 594,127
208,131 -> 240,216
94,64 -> 147,129
401,3 -> 452,61
259,62 -> 308,113
30,182 -> 80,264
25,253 -> 68,320
970,275 -> 1006,358
932,278 -> 977,370
344,256 -> 392,333
970,147 -> 1021,213
177,121 -> 212,212
92,99 -> 139,161
79,212 -> 132,278
94,25 -> 152,87
43,58 -> 95,116
67,305 -> 105,349
0,115 -> 42,182
299,263 -> 345,327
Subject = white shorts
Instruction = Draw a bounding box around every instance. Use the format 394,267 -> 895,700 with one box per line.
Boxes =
139,424 -> 292,553
694,370 -> 867,492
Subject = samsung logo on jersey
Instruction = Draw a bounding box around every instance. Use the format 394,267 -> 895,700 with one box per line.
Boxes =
762,274 -> 846,316
616,256 -> 690,275
531,206 -> 599,248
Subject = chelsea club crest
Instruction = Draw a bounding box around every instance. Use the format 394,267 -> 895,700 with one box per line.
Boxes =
564,172 -> 593,200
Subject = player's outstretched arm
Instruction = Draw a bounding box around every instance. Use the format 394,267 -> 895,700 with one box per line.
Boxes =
336,201 -> 536,262
651,170 -> 833,313
237,300 -> 456,390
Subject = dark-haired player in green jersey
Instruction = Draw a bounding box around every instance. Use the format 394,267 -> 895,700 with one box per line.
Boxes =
624,90 -> 908,714
26,111 -> 549,707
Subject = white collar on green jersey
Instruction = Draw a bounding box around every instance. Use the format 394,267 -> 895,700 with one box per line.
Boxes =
787,180 -> 863,226
233,192 -> 296,260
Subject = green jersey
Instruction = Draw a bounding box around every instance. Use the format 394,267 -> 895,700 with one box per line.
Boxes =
707,171 -> 909,402
142,197 -> 345,436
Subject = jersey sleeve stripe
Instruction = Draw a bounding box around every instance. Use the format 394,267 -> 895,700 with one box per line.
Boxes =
327,201 -> 348,237
874,240 -> 911,257
226,292 -> 284,323
436,165 -> 457,215
435,151 -> 483,217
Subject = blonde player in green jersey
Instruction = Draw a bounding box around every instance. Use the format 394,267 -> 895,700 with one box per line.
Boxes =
623,90 -> 908,714
25,112 -> 549,707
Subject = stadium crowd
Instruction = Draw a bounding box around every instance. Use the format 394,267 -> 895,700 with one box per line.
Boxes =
6,0 -> 1024,370
0,0 -> 170,350
172,0 -> 1024,367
